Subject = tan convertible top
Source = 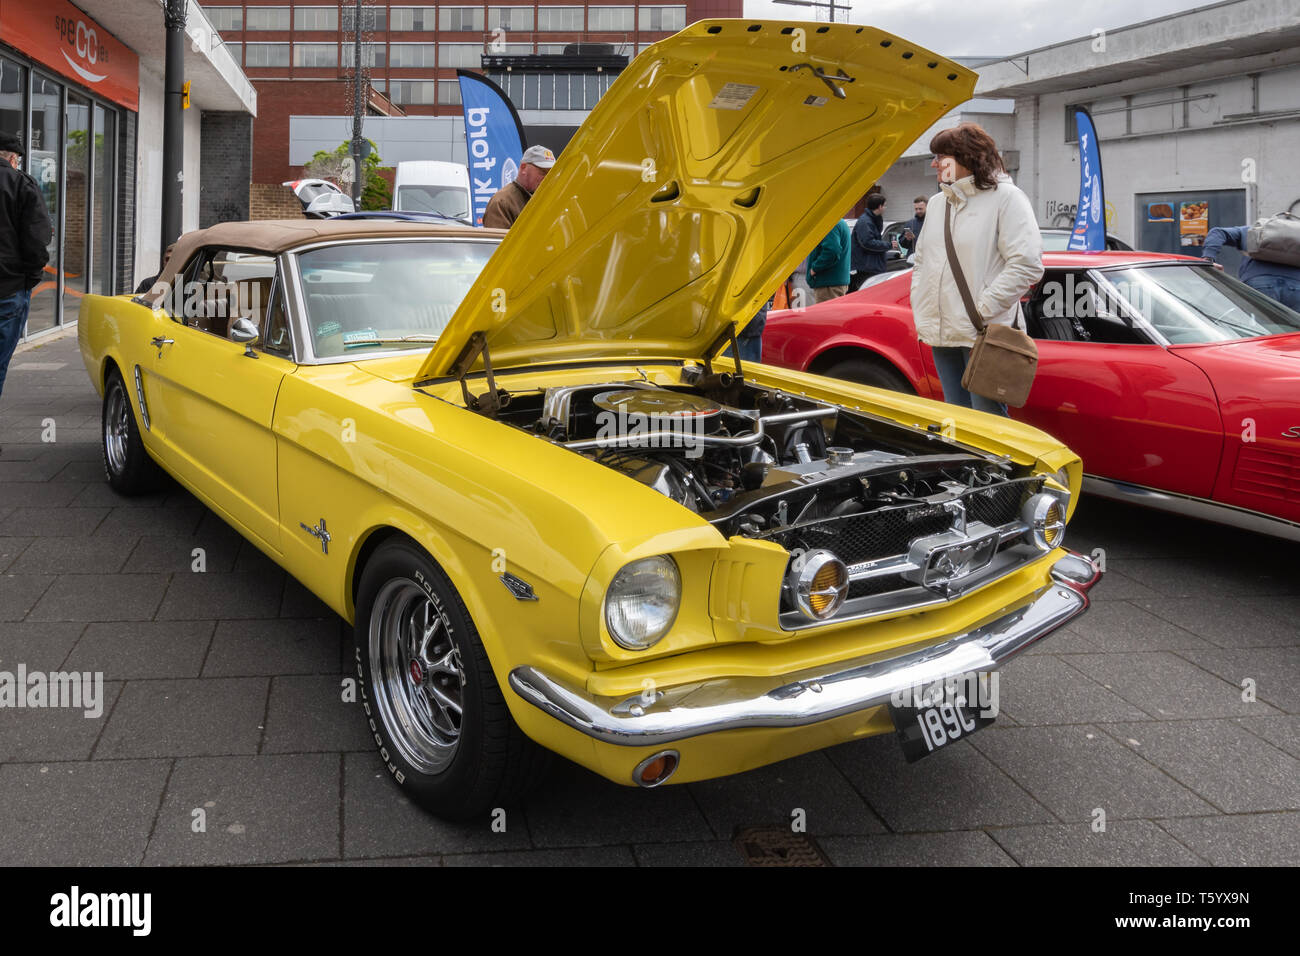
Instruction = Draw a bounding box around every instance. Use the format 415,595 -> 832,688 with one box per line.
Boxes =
140,218 -> 505,305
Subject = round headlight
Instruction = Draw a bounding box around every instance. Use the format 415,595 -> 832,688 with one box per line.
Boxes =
789,550 -> 849,621
605,556 -> 681,650
1022,493 -> 1066,552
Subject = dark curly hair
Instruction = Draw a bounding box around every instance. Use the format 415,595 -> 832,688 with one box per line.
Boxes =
929,123 -> 1006,190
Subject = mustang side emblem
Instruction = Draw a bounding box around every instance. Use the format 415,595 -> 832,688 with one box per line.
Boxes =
299,518 -> 331,554
1282,425 -> 1300,439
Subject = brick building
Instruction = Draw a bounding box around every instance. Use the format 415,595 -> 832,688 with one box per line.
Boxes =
207,1 -> 743,202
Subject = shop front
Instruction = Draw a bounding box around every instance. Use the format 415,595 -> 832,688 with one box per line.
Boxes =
0,0 -> 138,339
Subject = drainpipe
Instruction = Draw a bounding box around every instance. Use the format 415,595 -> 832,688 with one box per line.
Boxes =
161,0 -> 187,257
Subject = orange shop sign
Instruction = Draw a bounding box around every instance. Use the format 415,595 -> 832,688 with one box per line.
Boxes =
0,0 -> 140,110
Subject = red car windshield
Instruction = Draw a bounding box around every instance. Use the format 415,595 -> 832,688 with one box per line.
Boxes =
1105,264 -> 1300,344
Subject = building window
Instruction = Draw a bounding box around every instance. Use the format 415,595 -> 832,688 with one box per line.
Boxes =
245,43 -> 291,67
488,6 -> 533,31
439,7 -> 485,32
589,6 -> 635,31
226,42 -> 243,64
390,43 -> 438,67
293,43 -> 338,67
638,6 -> 685,31
389,80 -> 437,105
245,7 -> 291,31
206,7 -> 243,32
390,7 -> 436,31
342,5 -> 387,32
358,43 -> 386,68
438,44 -> 482,68
538,6 -> 584,31
536,43 -> 568,54
293,7 -> 338,31
438,80 -> 463,105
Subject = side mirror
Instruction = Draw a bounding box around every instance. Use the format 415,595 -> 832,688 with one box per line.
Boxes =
230,317 -> 261,358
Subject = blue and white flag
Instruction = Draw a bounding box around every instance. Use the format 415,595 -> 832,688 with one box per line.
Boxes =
1067,108 -> 1106,252
457,70 -> 527,226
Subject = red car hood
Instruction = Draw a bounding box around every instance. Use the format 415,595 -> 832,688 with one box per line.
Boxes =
1171,333 -> 1300,418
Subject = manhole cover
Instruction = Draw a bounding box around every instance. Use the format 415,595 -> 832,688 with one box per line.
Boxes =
733,826 -> 832,867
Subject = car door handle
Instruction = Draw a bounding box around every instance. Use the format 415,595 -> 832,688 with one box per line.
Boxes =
150,336 -> 175,355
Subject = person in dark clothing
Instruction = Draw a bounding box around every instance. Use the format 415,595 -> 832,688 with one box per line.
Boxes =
899,196 -> 927,258
1203,225 -> 1300,311
850,193 -> 889,291
0,130 -> 52,401
134,243 -> 176,296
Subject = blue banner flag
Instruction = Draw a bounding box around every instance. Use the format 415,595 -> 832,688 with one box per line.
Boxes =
1067,108 -> 1106,252
456,70 -> 527,226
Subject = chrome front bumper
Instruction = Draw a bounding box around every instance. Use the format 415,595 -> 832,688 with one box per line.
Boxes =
509,552 -> 1100,747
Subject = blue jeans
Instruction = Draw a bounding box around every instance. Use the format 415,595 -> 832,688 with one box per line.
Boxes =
734,305 -> 768,363
0,289 -> 31,401
1246,275 -> 1300,311
930,345 -> 1008,417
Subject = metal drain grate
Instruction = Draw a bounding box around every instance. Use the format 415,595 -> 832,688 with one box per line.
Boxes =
733,826 -> 832,867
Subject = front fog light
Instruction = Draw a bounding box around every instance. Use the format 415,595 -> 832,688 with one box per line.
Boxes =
1022,493 -> 1066,551
790,550 -> 849,621
605,556 -> 681,650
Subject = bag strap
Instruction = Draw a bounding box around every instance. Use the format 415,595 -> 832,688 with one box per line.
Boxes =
944,200 -> 985,333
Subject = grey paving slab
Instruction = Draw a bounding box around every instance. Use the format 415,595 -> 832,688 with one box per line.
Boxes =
632,841 -> 747,867
1082,568 -> 1160,602
687,751 -> 886,838
0,621 -> 84,669
1046,601 -> 1212,654
1175,647 -> 1299,715
204,618 -> 344,676
443,846 -> 636,866
95,677 -> 269,758
233,540 -> 283,575
27,573 -> 171,622
1252,595 -> 1300,627
1101,719 -> 1300,813
522,760 -> 715,847
0,457 -> 71,482
987,820 -> 1207,866
63,620 -> 215,680
1235,715 -> 1300,761
1136,594 -> 1300,649
821,830 -> 1017,867
0,482 -> 84,509
50,459 -> 112,483
970,725 -> 1215,822
0,681 -> 121,761
66,482 -> 170,510
825,733 -> 1056,832
122,533 -> 243,574
1156,812 -> 1300,866
143,754 -> 342,865
262,675 -> 373,753
94,505 -> 205,538
1065,651 -> 1273,720
1119,558 -> 1299,598
2,506 -> 108,537
280,578 -> 336,618
7,535 -> 139,575
342,750 -> 533,858
0,573 -> 55,621
0,759 -> 170,865
155,570 -> 287,621
996,653 -> 1149,725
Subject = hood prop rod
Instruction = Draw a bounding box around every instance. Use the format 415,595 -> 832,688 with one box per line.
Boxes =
703,324 -> 744,380
450,330 -> 510,415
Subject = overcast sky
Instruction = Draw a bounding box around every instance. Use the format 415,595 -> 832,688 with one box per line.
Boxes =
740,0 -> 1217,57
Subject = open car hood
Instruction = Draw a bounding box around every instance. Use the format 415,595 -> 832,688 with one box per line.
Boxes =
415,19 -> 976,384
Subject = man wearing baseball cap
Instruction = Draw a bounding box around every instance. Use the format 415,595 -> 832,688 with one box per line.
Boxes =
0,130 -> 52,401
482,144 -> 556,229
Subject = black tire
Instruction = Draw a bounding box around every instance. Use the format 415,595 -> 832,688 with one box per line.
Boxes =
101,366 -> 162,494
354,538 -> 551,819
823,356 -> 916,395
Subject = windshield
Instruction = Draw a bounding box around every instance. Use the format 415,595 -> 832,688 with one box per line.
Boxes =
1039,231 -> 1071,251
297,240 -> 499,358
396,185 -> 471,219
1106,264 -> 1300,343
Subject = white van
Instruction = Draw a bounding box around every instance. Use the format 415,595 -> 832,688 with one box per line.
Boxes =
392,161 -> 472,222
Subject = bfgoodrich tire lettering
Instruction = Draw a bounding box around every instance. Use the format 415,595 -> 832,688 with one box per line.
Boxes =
353,538 -> 550,819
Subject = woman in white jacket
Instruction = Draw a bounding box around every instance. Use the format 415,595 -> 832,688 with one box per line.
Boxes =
910,124 -> 1043,417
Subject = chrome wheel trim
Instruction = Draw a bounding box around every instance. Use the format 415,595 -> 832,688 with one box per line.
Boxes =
104,384 -> 130,476
369,577 -> 465,774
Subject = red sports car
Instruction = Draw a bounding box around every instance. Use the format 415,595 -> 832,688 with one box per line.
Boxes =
763,251 -> 1300,541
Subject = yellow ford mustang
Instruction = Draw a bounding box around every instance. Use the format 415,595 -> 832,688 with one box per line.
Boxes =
78,20 -> 1099,818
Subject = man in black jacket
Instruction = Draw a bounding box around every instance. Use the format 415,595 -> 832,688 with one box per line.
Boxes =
0,131 -> 52,400
850,193 -> 889,291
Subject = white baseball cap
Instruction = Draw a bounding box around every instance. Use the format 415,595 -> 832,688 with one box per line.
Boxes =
521,145 -> 556,168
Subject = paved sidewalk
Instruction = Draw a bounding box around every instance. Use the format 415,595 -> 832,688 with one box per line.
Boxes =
1,331 -> 1296,866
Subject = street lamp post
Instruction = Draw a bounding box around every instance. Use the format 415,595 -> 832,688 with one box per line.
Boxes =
772,0 -> 853,23
161,0 -> 187,255
350,0 -> 363,210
